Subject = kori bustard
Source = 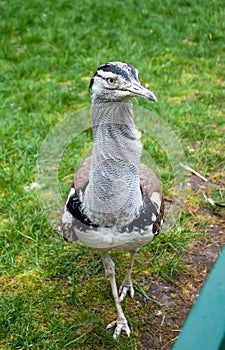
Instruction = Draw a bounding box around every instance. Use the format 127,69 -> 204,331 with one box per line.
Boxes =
59,62 -> 164,339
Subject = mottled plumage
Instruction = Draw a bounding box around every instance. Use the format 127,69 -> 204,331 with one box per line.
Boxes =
59,62 -> 164,339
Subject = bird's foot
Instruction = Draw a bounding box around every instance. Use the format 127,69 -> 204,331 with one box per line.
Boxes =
106,317 -> 131,339
119,281 -> 134,302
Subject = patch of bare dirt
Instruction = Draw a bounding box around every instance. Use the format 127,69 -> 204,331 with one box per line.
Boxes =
139,175 -> 225,350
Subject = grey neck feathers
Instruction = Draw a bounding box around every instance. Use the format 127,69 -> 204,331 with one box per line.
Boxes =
83,101 -> 143,226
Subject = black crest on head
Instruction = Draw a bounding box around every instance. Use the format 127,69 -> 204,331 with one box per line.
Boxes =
89,62 -> 139,91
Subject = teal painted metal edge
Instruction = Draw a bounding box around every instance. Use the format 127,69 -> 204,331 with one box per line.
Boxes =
172,246 -> 225,350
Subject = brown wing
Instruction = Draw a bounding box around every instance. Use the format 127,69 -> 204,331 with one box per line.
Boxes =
74,156 -> 92,189
139,163 -> 164,235
58,157 -> 92,242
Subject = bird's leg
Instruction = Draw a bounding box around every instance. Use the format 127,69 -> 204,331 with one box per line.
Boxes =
101,252 -> 130,339
119,251 -> 136,302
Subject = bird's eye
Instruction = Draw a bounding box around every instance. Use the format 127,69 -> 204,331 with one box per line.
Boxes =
107,78 -> 116,85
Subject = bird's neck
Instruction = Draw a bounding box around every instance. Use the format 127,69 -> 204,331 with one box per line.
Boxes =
83,101 -> 143,227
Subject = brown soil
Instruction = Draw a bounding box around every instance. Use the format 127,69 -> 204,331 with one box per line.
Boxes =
139,175 -> 225,350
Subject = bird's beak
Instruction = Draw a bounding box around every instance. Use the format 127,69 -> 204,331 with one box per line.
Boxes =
127,82 -> 157,102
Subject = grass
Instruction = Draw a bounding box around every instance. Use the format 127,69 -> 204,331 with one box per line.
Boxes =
0,0 -> 224,349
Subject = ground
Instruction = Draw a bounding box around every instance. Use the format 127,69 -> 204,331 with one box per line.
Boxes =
139,174 -> 225,349
0,0 -> 224,349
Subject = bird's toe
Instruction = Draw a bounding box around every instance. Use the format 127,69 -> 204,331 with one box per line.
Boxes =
106,317 -> 130,339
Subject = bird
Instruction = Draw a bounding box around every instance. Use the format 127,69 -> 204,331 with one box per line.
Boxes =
58,61 -> 164,339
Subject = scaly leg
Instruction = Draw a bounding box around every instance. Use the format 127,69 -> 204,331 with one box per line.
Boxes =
119,251 -> 136,302
101,252 -> 130,339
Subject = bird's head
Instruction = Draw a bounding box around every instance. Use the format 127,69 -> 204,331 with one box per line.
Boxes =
89,61 -> 157,103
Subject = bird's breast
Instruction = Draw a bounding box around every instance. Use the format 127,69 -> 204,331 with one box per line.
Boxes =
82,158 -> 143,226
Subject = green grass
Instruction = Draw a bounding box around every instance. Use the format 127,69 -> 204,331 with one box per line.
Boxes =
0,0 -> 224,349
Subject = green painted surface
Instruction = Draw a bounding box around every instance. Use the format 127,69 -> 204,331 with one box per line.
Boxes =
219,335 -> 225,350
172,246 -> 225,350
